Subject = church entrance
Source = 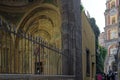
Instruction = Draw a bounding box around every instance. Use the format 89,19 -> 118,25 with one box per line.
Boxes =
0,20 -> 62,75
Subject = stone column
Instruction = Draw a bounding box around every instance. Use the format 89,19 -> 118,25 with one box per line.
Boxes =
60,0 -> 72,74
72,0 -> 83,80
61,0 -> 83,79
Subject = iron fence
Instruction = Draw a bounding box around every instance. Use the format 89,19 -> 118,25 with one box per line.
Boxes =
0,18 -> 75,80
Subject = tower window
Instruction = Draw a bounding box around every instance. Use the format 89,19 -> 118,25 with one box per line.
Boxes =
112,17 -> 115,24
111,1 -> 115,8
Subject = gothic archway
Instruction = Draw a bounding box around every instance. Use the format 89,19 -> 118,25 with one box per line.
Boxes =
14,3 -> 62,74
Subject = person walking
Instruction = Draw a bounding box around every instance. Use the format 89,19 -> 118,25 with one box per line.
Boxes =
111,72 -> 115,80
107,72 -> 113,80
97,74 -> 102,80
103,73 -> 107,80
106,74 -> 110,80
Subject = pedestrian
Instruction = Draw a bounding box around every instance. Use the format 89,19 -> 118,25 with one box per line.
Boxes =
111,72 -> 115,80
106,73 -> 110,80
108,70 -> 112,80
97,73 -> 102,80
103,73 -> 107,80
106,74 -> 108,80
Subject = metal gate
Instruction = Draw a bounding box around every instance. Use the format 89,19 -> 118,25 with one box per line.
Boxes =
0,18 -> 75,80
0,19 -> 63,74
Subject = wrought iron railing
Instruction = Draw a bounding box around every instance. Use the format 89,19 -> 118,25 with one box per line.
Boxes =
0,18 -> 75,80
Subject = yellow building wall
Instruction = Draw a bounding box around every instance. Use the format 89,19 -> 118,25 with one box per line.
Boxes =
0,2 -> 62,75
81,11 -> 96,80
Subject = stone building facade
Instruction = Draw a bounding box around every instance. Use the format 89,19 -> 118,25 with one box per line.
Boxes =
104,0 -> 119,73
0,0 -> 96,80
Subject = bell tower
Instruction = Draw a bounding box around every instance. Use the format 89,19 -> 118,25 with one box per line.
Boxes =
104,0 -> 119,73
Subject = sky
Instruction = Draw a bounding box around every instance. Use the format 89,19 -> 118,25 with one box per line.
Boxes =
81,0 -> 106,33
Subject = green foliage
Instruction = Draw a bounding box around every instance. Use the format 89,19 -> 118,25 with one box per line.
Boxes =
96,53 -> 104,73
99,46 -> 107,62
80,4 -> 84,11
96,46 -> 107,73
89,18 -> 100,49
89,18 -> 107,74
89,18 -> 100,37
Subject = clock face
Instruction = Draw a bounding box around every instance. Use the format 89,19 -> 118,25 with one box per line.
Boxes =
109,8 -> 117,16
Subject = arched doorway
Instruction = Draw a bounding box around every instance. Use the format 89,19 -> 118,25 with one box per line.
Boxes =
15,4 -> 62,74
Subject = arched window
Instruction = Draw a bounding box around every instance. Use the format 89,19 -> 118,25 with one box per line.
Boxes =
112,17 -> 115,24
111,1 -> 115,8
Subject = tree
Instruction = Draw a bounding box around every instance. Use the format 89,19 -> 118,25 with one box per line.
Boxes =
96,46 -> 107,73
89,18 -> 100,49
80,4 -> 84,11
96,53 -> 104,73
99,46 -> 107,62
89,18 -> 107,73
100,46 -> 107,72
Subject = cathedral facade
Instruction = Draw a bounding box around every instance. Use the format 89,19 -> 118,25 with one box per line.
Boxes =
0,0 -> 96,80
104,0 -> 119,73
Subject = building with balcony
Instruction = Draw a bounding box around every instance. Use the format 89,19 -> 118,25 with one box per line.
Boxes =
104,0 -> 119,73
